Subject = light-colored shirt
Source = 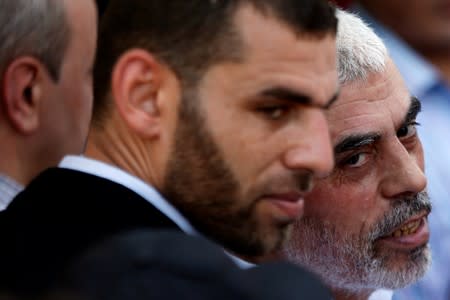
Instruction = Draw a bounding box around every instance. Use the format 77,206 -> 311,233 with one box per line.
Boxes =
351,5 -> 450,300
369,290 -> 394,300
59,155 -> 254,269
0,174 -> 23,211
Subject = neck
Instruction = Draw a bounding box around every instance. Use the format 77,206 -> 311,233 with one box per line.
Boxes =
85,114 -> 163,189
0,133 -> 37,186
332,288 -> 372,300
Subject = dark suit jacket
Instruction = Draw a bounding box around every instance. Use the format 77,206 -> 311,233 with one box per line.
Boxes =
0,167 -> 180,295
54,229 -> 331,300
0,167 -> 331,299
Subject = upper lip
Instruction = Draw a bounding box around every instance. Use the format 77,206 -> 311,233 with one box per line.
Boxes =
383,210 -> 430,237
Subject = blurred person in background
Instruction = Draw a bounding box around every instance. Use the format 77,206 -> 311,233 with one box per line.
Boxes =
0,0 -> 97,209
347,1 -> 450,299
282,9 -> 431,300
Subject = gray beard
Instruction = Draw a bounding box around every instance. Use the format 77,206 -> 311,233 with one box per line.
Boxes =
282,191 -> 431,294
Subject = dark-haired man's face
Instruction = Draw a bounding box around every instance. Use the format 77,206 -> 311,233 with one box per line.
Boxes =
162,6 -> 338,256
283,59 -> 430,296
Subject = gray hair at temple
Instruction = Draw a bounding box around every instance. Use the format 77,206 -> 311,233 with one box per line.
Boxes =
336,9 -> 387,84
0,0 -> 70,82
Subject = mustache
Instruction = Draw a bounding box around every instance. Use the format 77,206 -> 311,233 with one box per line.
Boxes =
259,170 -> 314,195
370,191 -> 432,240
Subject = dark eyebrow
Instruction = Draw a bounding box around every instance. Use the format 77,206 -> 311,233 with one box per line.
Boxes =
403,96 -> 422,125
334,132 -> 381,154
261,87 -> 340,109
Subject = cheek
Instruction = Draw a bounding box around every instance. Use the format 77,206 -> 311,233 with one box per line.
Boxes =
414,142 -> 425,171
211,127 -> 273,187
304,181 -> 379,232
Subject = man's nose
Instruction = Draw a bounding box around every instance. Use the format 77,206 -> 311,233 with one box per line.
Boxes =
381,141 -> 427,199
282,110 -> 334,179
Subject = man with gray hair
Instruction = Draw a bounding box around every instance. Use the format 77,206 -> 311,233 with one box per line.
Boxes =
281,9 -> 431,300
0,0 -> 97,209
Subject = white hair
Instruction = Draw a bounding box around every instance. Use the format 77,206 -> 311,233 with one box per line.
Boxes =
336,9 -> 388,84
0,0 -> 70,81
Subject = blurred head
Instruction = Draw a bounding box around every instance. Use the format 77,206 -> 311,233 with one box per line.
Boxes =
358,0 -> 450,52
283,10 -> 430,298
0,0 -> 97,184
91,0 -> 338,256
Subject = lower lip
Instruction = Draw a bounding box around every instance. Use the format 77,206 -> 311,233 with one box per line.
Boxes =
265,198 -> 305,221
377,217 -> 430,250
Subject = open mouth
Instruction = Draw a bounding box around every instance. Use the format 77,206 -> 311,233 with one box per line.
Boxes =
390,218 -> 423,237
377,212 -> 430,250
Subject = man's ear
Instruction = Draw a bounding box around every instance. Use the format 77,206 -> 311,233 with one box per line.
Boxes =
1,57 -> 43,134
112,49 -> 165,138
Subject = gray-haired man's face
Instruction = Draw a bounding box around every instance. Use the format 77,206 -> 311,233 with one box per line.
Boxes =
283,59 -> 430,295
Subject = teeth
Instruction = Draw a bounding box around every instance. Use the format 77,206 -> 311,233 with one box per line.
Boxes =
391,219 -> 421,237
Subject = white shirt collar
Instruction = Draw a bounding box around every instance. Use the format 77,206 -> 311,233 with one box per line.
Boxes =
225,251 -> 255,269
0,173 -> 23,210
59,155 -> 198,235
368,289 -> 393,300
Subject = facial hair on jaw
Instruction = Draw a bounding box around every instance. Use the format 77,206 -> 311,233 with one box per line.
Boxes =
161,91 -> 314,257
161,91 -> 262,255
282,191 -> 432,293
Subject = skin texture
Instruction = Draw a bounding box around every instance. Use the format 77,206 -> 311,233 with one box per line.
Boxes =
87,4 -> 338,257
283,59 -> 431,300
0,0 -> 97,185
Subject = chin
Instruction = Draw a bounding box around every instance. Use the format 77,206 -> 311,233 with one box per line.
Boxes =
369,244 -> 431,290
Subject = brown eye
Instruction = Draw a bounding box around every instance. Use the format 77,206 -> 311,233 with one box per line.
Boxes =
259,106 -> 288,120
342,153 -> 368,168
397,122 -> 419,139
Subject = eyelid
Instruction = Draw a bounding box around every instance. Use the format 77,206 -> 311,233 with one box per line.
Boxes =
256,102 -> 292,120
336,150 -> 369,168
398,121 -> 420,138
335,141 -> 377,168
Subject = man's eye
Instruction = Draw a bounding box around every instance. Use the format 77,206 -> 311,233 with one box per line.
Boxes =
342,153 -> 368,168
397,122 -> 419,139
259,106 -> 288,120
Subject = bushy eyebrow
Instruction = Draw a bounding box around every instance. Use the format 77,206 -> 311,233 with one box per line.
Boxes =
402,96 -> 421,126
334,132 -> 381,154
333,97 -> 421,155
261,87 -> 340,109
334,96 -> 422,154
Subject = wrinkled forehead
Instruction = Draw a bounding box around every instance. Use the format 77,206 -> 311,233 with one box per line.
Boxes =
326,60 -> 410,142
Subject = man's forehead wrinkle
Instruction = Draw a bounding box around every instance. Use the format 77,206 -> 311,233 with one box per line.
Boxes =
327,97 -> 386,123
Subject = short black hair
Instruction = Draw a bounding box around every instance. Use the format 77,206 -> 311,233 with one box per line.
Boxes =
92,0 -> 337,127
